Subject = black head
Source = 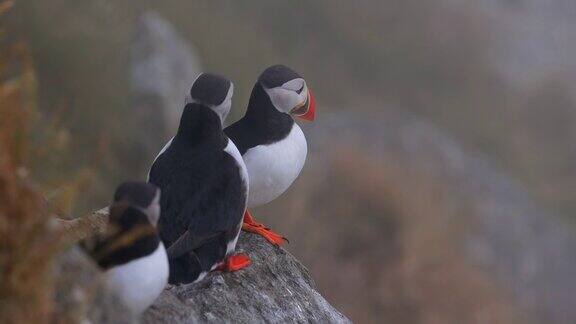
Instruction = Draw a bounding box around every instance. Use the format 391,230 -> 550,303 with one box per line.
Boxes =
252,65 -> 316,121
258,65 -> 302,88
188,73 -> 234,124
95,203 -> 160,269
190,73 -> 232,106
113,182 -> 161,226
114,181 -> 158,207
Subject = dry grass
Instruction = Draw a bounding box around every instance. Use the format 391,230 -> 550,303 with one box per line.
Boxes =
0,9 -> 102,321
0,18 -> 63,321
337,154 -> 518,324
0,143 -> 60,324
0,12 -> 119,321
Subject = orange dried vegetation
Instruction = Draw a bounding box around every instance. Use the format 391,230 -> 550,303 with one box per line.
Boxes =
0,11 -> 63,322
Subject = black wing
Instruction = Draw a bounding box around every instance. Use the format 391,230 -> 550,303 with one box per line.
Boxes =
168,153 -> 246,257
166,230 -> 222,259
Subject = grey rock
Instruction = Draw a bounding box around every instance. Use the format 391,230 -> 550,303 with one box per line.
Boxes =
53,246 -> 138,323
475,0 -> 576,88
130,11 -> 202,155
55,209 -> 349,323
144,233 -> 351,324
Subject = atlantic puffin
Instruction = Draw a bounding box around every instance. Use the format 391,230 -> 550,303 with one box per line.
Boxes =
82,181 -> 168,315
148,73 -> 250,284
224,65 -> 316,246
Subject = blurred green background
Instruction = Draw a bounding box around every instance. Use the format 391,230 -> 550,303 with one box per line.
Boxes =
5,0 -> 576,323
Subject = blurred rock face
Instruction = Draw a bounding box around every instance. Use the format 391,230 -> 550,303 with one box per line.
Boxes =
130,11 -> 202,155
257,112 -> 576,324
477,0 -> 576,87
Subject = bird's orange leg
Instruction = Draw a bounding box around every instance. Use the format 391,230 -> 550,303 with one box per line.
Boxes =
217,253 -> 251,272
241,210 -> 288,246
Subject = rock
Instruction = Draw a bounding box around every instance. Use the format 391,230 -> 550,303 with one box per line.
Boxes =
55,208 -> 350,323
53,247 -> 138,323
129,11 -> 202,157
144,233 -> 350,324
54,207 -> 109,243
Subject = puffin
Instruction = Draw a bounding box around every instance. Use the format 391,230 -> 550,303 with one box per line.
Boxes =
148,73 -> 250,284
82,181 -> 168,315
225,64 -> 316,246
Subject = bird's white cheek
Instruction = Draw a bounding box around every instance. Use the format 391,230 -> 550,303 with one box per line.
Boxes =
302,87 -> 309,102
147,203 -> 161,226
269,89 -> 299,113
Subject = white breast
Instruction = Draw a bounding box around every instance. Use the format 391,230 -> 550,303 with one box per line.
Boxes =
224,138 -> 250,198
243,123 -> 307,208
222,139 -> 247,257
104,242 -> 169,315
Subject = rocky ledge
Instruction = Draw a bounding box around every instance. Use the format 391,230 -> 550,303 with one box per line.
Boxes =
56,209 -> 350,323
144,233 -> 349,323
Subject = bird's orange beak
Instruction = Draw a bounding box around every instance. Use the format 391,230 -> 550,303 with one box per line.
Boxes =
291,88 -> 316,121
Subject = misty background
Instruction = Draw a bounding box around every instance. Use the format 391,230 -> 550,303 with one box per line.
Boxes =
5,0 -> 576,323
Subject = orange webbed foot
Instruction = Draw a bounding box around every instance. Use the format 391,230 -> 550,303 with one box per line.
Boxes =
242,210 -> 288,246
217,253 -> 251,272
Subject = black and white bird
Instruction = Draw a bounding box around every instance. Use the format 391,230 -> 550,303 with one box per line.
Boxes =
82,181 -> 168,315
148,73 -> 250,284
224,65 -> 316,246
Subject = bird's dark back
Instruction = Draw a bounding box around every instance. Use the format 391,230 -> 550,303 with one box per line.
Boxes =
152,148 -> 221,240
148,104 -> 243,246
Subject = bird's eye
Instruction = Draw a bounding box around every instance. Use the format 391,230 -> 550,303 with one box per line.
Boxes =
295,84 -> 304,94
280,79 -> 305,94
